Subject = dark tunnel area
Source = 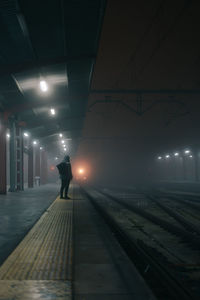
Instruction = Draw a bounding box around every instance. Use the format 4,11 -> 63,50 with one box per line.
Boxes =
0,1 -> 200,299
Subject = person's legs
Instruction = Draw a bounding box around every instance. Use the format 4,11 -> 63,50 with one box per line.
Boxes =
64,180 -> 70,198
60,179 -> 66,198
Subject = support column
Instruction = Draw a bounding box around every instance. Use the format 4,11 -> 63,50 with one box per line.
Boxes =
9,118 -> 16,192
16,126 -> 24,190
28,144 -> 34,188
40,150 -> 48,184
182,156 -> 187,181
0,116 -> 7,194
194,151 -> 199,182
35,146 -> 41,185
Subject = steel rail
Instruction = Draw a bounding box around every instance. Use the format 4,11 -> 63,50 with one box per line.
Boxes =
148,195 -> 200,236
157,192 -> 200,211
97,190 -> 200,249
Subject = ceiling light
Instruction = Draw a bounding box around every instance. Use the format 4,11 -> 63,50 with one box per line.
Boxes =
24,132 -> 29,137
33,140 -> 37,145
174,152 -> 179,156
55,157 -> 58,160
6,133 -> 10,138
59,133 -> 63,138
40,80 -> 48,92
50,108 -> 55,115
165,155 -> 170,158
61,140 -> 64,144
40,147 -> 43,150
189,155 -> 193,158
64,148 -> 67,151
184,150 -> 190,154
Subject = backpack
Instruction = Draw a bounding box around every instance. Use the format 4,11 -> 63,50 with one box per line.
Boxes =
56,162 -> 66,175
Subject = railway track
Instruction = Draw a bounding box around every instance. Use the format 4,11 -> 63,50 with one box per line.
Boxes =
147,195 -> 200,236
153,191 -> 200,220
99,189 -> 200,249
81,187 -> 199,300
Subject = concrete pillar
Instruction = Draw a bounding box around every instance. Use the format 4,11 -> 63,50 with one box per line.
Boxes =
0,116 -> 7,194
16,126 -> 24,190
40,150 -> 48,184
182,156 -> 187,181
28,144 -> 34,188
194,151 -> 199,182
35,146 -> 40,185
9,118 -> 16,192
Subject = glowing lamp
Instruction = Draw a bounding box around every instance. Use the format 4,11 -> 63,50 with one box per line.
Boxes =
184,150 -> 190,154
40,80 -> 48,92
50,108 -> 55,115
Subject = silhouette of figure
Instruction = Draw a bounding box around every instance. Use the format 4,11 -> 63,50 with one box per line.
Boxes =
56,155 -> 73,199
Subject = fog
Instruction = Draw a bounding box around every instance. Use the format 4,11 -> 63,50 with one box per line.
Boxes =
69,100 -> 200,189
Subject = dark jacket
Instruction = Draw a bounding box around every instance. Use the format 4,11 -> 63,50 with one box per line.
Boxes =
56,162 -> 73,180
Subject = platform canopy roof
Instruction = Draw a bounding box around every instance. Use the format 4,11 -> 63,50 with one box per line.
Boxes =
0,0 -> 106,154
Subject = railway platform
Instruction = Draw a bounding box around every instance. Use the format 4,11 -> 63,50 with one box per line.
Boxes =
0,184 -> 156,300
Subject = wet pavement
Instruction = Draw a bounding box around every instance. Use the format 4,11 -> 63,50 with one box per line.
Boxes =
0,184 -> 59,265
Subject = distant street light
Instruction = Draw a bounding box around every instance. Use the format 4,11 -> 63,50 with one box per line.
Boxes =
184,150 -> 190,154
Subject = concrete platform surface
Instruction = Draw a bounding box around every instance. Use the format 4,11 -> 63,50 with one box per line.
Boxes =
0,184 -> 59,265
0,184 -> 156,300
0,280 -> 71,300
0,192 -> 73,299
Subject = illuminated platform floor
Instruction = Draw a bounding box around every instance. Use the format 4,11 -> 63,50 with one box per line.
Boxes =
0,191 -> 72,299
0,184 -> 156,300
0,184 -> 59,265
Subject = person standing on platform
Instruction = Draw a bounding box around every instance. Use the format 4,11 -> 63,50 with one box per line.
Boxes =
56,155 -> 73,199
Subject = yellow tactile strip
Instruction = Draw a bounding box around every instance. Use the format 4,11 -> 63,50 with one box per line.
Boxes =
0,197 -> 73,280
